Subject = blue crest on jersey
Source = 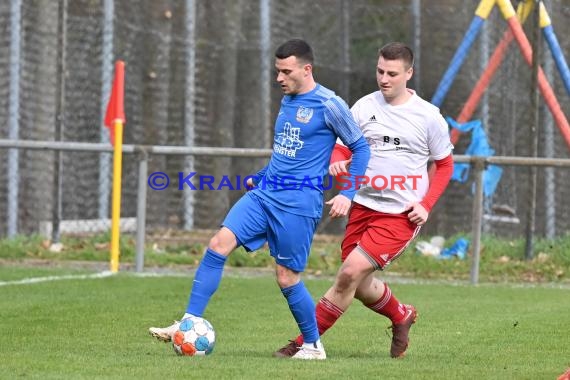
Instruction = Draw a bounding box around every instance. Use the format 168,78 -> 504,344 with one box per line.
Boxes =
296,106 -> 314,123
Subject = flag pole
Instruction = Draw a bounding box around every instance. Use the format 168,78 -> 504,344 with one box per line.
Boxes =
110,119 -> 123,272
105,61 -> 126,273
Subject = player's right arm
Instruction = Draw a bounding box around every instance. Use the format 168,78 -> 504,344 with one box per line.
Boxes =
246,165 -> 268,189
329,142 -> 352,176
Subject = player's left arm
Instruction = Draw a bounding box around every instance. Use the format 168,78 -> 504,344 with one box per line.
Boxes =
326,137 -> 369,218
407,112 -> 454,225
323,97 -> 370,218
407,154 -> 453,225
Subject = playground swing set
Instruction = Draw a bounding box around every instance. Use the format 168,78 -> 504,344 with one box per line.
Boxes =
429,0 -> 570,225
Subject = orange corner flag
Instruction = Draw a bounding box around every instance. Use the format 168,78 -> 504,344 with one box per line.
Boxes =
104,61 -> 126,146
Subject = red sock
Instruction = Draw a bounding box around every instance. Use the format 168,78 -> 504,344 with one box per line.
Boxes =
294,297 -> 344,345
365,284 -> 406,323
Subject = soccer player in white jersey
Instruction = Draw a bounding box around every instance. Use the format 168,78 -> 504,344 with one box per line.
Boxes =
275,42 -> 453,358
149,39 -> 370,360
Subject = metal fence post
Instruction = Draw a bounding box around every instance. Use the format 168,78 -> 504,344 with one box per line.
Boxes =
470,157 -> 485,285
8,0 -> 22,237
135,149 -> 148,272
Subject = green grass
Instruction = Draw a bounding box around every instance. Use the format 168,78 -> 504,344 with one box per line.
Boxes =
1,232 -> 569,283
1,274 -> 569,379
389,233 -> 570,283
0,265 -> 95,282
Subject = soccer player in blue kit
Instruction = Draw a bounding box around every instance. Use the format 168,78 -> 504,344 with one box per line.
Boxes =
149,39 -> 370,360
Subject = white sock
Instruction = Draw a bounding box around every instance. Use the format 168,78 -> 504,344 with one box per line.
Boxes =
181,312 -> 195,320
302,339 -> 321,349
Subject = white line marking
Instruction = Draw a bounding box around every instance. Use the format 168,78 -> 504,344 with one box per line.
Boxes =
2,268 -> 569,290
0,271 -> 115,287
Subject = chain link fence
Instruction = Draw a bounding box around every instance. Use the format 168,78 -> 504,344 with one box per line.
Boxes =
0,0 -> 569,241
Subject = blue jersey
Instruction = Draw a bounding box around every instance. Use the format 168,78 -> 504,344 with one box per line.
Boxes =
251,84 -> 363,218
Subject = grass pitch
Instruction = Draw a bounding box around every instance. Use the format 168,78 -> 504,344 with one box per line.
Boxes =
1,269 -> 569,379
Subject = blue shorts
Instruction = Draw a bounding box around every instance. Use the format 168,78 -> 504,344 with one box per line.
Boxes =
222,192 -> 319,272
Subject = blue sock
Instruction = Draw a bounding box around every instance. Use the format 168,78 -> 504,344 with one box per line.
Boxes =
281,281 -> 319,344
186,248 -> 227,317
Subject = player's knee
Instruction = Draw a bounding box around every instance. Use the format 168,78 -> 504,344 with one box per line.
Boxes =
275,265 -> 299,288
207,229 -> 235,255
208,235 -> 224,253
335,265 -> 360,292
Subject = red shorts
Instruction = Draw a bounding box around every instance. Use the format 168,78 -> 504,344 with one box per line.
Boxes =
341,203 -> 421,270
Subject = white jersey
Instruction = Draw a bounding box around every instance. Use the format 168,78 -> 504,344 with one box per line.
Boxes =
348,89 -> 453,214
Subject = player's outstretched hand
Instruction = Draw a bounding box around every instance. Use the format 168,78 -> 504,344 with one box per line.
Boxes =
329,159 -> 352,176
406,202 -> 428,225
326,194 -> 352,218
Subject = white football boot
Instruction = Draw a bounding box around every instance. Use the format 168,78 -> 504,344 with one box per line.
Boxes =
148,320 -> 180,342
291,340 -> 326,360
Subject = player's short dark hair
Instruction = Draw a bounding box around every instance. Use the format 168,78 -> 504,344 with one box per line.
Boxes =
379,42 -> 414,69
275,39 -> 314,65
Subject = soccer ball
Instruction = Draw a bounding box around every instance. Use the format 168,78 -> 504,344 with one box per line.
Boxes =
172,316 -> 216,356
